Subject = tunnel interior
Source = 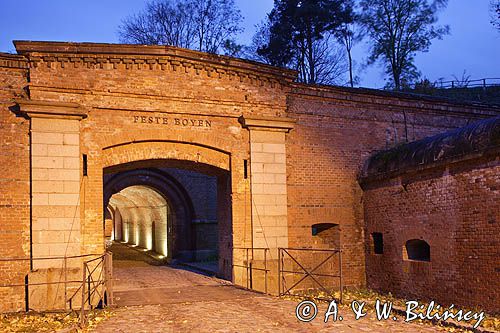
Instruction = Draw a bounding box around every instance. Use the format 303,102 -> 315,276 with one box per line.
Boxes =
103,164 -> 229,274
108,185 -> 169,255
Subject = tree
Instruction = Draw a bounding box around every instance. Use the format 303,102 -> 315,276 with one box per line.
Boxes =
245,20 -> 274,64
335,20 -> 362,87
191,0 -> 243,53
491,0 -> 500,31
118,1 -> 195,47
333,0 -> 362,88
256,0 -> 354,85
295,34 -> 348,85
118,0 -> 243,55
359,0 -> 450,90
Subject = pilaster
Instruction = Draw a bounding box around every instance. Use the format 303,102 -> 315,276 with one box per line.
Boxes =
239,116 -> 295,252
17,100 -> 87,268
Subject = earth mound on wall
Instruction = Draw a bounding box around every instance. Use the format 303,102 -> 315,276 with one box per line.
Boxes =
361,116 -> 500,179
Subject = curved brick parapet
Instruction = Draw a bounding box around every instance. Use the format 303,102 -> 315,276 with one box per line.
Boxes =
360,116 -> 500,181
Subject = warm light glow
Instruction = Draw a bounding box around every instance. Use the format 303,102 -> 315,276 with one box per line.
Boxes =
146,225 -> 153,250
123,221 -> 130,243
108,185 -> 170,257
161,239 -> 168,257
134,224 -> 140,246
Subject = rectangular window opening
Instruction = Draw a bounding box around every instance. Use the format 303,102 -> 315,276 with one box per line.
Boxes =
83,154 -> 88,176
371,232 -> 384,254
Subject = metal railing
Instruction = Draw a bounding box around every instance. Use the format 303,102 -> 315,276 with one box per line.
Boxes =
278,248 -> 343,303
379,78 -> 500,90
0,253 -> 102,311
0,252 -> 113,326
433,78 -> 500,89
232,247 -> 270,294
68,252 -> 113,326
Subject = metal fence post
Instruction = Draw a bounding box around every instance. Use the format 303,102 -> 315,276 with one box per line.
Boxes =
24,274 -> 29,312
64,256 -> 67,311
87,271 -> 91,308
264,249 -> 268,294
106,252 -> 114,307
80,262 -> 86,326
339,250 -> 343,304
277,248 -> 281,296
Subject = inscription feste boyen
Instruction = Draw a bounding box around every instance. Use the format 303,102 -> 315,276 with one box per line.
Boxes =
133,115 -> 212,128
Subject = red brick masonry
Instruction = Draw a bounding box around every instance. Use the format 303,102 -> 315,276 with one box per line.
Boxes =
0,41 -> 499,313
361,116 -> 500,313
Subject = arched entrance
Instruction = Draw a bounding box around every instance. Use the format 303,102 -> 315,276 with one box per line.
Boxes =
5,40 -> 300,312
104,166 -> 224,264
100,139 -> 233,278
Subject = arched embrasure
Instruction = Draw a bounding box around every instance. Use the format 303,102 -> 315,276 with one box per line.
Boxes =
404,239 -> 430,262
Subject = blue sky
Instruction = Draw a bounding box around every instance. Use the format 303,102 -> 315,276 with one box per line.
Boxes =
0,0 -> 498,88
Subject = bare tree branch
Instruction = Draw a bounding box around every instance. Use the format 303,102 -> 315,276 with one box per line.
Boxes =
360,0 -> 450,90
118,0 -> 243,55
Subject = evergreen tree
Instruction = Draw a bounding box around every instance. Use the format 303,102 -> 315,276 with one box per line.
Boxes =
257,0 -> 354,84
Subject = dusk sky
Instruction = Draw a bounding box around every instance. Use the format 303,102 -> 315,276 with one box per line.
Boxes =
0,0 -> 498,88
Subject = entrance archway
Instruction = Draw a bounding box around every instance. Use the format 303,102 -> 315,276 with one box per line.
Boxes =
103,166 -> 230,280
104,168 -> 195,261
99,141 -> 235,280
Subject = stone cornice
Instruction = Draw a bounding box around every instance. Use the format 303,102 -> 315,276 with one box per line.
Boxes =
15,99 -> 87,120
14,41 -> 297,89
239,115 -> 296,132
0,53 -> 28,69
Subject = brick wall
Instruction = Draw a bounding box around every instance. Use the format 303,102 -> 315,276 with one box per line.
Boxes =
163,168 -> 217,222
16,42 -> 283,285
162,168 -> 218,259
1,41 -> 500,312
362,154 -> 499,313
0,54 -> 30,312
286,84 -> 500,288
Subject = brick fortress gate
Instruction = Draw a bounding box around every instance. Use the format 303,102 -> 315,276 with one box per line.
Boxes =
0,41 -> 498,313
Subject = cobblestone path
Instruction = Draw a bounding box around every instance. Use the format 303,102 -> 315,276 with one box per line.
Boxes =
91,244 -> 449,332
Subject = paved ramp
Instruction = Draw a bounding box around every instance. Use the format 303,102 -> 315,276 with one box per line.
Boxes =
110,243 -> 258,307
96,244 -> 446,332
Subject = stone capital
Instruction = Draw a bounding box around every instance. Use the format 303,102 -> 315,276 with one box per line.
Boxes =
238,115 -> 295,132
15,99 -> 87,120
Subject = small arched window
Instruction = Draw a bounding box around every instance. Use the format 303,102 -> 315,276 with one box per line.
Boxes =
404,239 -> 430,262
312,223 -> 340,248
